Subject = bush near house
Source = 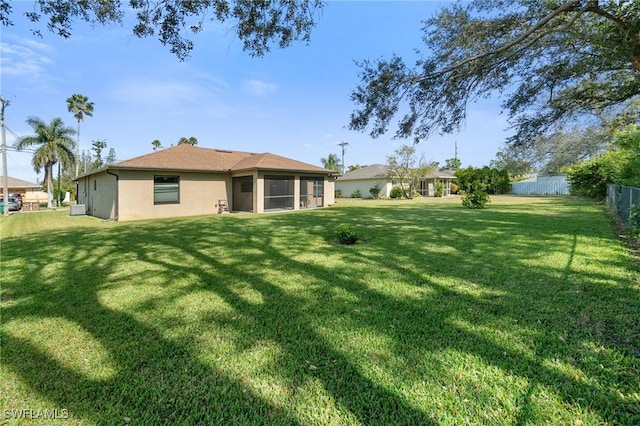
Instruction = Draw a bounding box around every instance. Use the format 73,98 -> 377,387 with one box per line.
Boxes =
369,183 -> 382,199
434,181 -> 445,197
389,186 -> 403,198
351,189 -> 362,198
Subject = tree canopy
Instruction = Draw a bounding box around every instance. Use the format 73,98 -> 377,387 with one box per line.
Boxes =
1,0 -> 323,60
178,136 -> 198,146
349,0 -> 640,147
386,144 -> 437,199
66,93 -> 94,176
566,124 -> 640,198
320,153 -> 341,173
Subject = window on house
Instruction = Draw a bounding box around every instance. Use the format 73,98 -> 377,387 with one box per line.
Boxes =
154,175 -> 180,204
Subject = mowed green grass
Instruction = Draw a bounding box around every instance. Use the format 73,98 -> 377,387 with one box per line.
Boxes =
1,196 -> 638,425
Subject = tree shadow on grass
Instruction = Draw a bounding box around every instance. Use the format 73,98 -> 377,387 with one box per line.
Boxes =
1,199 -> 639,424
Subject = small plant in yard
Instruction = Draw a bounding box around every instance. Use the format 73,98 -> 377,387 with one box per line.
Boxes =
350,189 -> 362,198
461,190 -> 490,209
434,181 -> 445,197
335,224 -> 359,244
334,189 -> 342,198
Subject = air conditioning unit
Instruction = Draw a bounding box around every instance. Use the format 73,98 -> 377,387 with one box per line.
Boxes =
70,204 -> 86,216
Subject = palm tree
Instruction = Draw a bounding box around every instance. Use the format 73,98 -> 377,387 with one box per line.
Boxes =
152,139 -> 163,151
15,117 -> 76,209
66,94 -> 94,176
178,136 -> 198,145
320,153 -> 342,173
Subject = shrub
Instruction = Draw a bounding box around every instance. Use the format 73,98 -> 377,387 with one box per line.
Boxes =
461,191 -> 490,209
450,182 -> 459,194
389,186 -> 403,199
335,189 -> 343,198
336,224 -> 359,245
434,181 -> 445,197
455,166 -> 510,194
350,189 -> 361,198
566,157 -> 615,200
369,183 -> 381,199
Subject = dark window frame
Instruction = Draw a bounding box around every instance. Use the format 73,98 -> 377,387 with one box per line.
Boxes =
154,175 -> 180,205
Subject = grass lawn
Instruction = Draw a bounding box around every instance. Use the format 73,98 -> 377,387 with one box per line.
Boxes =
1,196 -> 638,425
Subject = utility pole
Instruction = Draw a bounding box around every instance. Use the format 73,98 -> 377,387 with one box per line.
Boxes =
337,141 -> 349,174
1,96 -> 9,217
454,140 -> 458,164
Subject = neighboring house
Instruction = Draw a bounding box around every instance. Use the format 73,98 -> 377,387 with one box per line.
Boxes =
336,164 -> 392,198
75,144 -> 337,221
335,165 -> 456,198
0,176 -> 47,202
511,174 -> 570,195
417,170 -> 456,197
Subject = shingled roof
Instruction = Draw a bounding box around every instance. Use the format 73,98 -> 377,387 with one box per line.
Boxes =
336,165 -> 456,181
0,176 -> 41,189
336,164 -> 389,181
79,144 -> 335,176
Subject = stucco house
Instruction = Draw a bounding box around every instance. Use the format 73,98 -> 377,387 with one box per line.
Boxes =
335,165 -> 456,198
0,176 -> 47,202
335,164 -> 392,198
75,144 -> 337,221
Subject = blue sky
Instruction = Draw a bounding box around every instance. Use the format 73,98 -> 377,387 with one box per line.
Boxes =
2,1 -> 510,183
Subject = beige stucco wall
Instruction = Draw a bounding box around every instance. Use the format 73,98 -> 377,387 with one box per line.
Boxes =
77,171 -> 118,219
78,169 -> 335,221
324,177 -> 335,206
116,170 -> 230,221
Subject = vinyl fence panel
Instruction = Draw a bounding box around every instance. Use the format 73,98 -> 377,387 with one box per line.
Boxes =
511,181 -> 570,195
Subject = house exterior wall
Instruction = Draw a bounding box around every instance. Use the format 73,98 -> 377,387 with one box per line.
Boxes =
115,170 -> 230,221
78,169 -> 334,221
77,171 -> 118,219
336,179 -> 392,199
324,177 -> 336,205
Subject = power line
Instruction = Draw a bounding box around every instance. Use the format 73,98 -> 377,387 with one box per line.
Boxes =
4,126 -> 36,153
5,125 -> 21,140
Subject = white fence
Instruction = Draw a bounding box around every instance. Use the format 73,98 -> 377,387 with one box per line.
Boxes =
607,185 -> 640,224
511,181 -> 570,195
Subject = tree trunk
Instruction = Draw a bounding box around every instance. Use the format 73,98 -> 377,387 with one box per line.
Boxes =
75,120 -> 80,177
57,161 -> 61,207
46,165 -> 53,209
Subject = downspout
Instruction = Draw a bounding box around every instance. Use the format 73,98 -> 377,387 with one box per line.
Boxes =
106,169 -> 119,221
